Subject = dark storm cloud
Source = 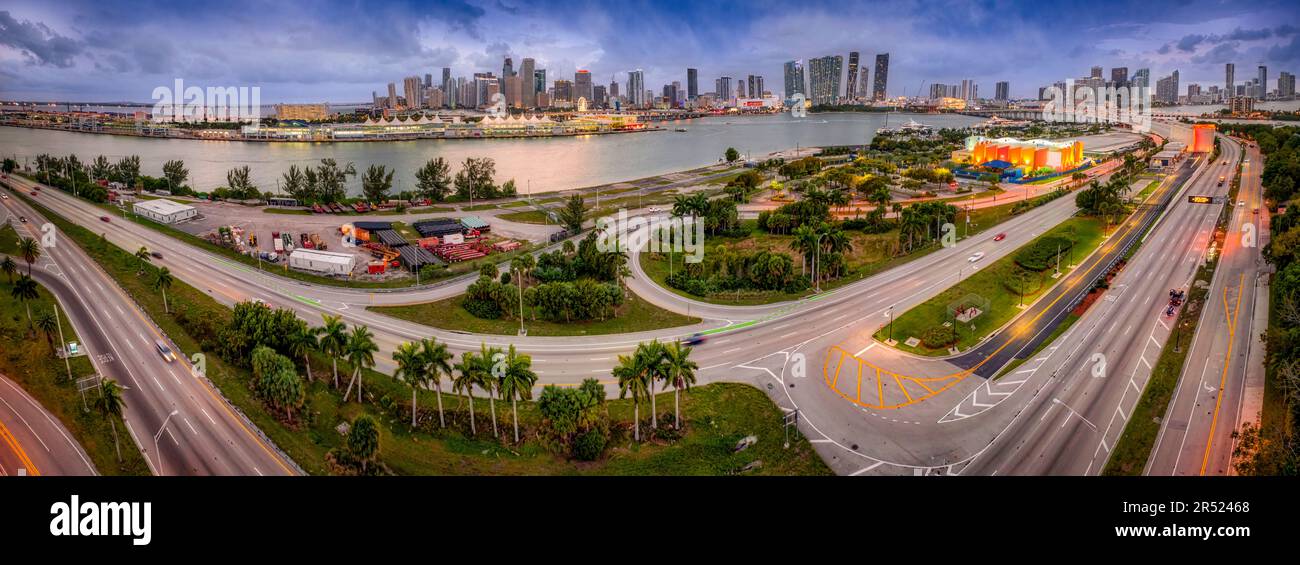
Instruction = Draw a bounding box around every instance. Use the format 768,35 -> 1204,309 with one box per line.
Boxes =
0,10 -> 81,67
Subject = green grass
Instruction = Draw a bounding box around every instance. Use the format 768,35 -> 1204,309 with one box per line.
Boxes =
371,289 -> 701,337
0,223 -> 18,254
461,203 -> 499,211
0,273 -> 151,475
263,208 -> 312,215
876,216 -> 1105,356
16,189 -> 829,475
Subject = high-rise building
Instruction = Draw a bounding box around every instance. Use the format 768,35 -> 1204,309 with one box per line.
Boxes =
503,57 -> 514,78
1187,83 -> 1201,98
520,58 -> 536,108
1090,66 -> 1103,79
593,84 -> 607,107
846,51 -> 860,100
810,55 -> 843,105
534,69 -> 547,101
859,70 -> 871,101
1224,63 -> 1235,101
1279,71 -> 1296,98
995,81 -> 1010,101
387,82 -> 398,109
717,76 -> 732,99
552,79 -> 573,102
505,74 -> 523,108
872,53 -> 889,101
1110,67 -> 1128,88
627,69 -> 645,108
737,79 -> 747,99
929,83 -> 947,99
608,80 -> 619,101
1155,70 -> 1179,104
746,75 -> 763,99
424,73 -> 432,88
783,60 -> 805,99
687,68 -> 699,100
575,70 -> 593,105
960,79 -> 974,100
662,84 -> 678,107
1133,68 -> 1150,88
1258,65 -> 1268,100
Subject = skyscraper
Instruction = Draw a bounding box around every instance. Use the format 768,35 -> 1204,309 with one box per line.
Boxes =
503,57 -> 514,78
593,84 -> 607,107
575,70 -> 593,105
1258,65 -> 1268,100
783,60 -> 805,99
687,68 -> 699,100
424,73 -> 432,88
1279,71 -> 1296,98
746,75 -> 763,99
608,80 -> 618,101
810,55 -> 843,105
387,82 -> 398,109
1110,67 -> 1128,88
1133,68 -> 1150,88
717,76 -> 732,99
995,81 -> 1010,101
552,79 -> 573,102
1155,70 -> 1179,104
1225,63 -> 1235,101
846,51 -> 860,100
442,67 -> 451,93
520,58 -> 536,108
737,79 -> 747,99
534,69 -> 547,101
872,53 -> 889,101
1091,66 -> 1103,79
627,69 -> 645,108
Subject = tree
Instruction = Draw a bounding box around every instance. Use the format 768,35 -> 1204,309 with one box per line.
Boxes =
614,342 -> 661,441
11,274 -> 38,327
474,342 -> 505,438
34,308 -> 57,354
453,157 -> 497,205
162,159 -> 189,190
347,414 -> 380,474
342,325 -> 378,403
286,321 -> 319,383
319,314 -> 348,389
280,165 -> 310,202
153,267 -> 174,313
18,237 -> 40,275
1,256 -> 15,283
315,159 -> 356,203
361,164 -> 395,203
225,165 -> 257,200
497,344 -> 538,443
392,341 -> 426,428
420,338 -> 454,429
1,158 -> 16,174
725,147 -> 740,162
452,349 -> 484,435
414,157 -> 452,201
663,341 -> 698,429
557,194 -> 586,233
94,378 -> 127,462
134,246 -> 151,274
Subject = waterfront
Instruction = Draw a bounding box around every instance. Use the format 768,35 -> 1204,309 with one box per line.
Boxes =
0,112 -> 981,196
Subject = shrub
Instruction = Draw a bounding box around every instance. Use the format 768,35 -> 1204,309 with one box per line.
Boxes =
921,325 -> 956,349
572,427 -> 609,461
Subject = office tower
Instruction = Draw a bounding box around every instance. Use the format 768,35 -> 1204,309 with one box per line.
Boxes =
1225,63 -> 1235,100
995,81 -> 1009,101
960,79 -> 972,100
1279,72 -> 1296,98
1258,65 -> 1268,99
687,68 -> 699,100
593,84 -> 607,107
971,83 -> 978,100
810,55 -> 843,104
859,70 -> 870,101
737,79 -> 747,99
574,70 -> 593,105
872,53 -> 889,101
1155,70 -> 1179,104
534,69 -> 547,99
1187,83 -> 1201,97
609,80 -> 619,101
552,79 -> 573,102
442,67 -> 451,93
1110,67 -> 1127,88
662,84 -> 678,107
846,51 -> 860,99
1091,66 -> 1103,79
404,76 -> 423,109
756,75 -> 765,97
1132,68 -> 1150,88
473,73 -> 496,107
503,57 -> 514,78
627,69 -> 645,108
672,81 -> 683,105
387,82 -> 398,109
519,58 -> 536,108
371,90 -> 378,107
929,83 -> 946,99
424,73 -> 432,88
504,74 -> 522,108
783,60 -> 805,99
717,76 -> 732,99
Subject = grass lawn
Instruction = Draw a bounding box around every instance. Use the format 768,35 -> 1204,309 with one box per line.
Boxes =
461,203 -> 499,211
876,216 -> 1106,356
371,288 -> 700,337
263,208 -> 312,215
499,189 -> 706,226
18,190 -> 829,475
0,223 -> 18,253
498,209 -> 553,224
0,274 -> 151,476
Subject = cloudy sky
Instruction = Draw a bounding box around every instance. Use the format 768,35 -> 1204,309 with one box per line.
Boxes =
1,0 -> 1297,103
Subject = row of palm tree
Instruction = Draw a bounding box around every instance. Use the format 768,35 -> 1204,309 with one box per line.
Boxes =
614,340 -> 698,441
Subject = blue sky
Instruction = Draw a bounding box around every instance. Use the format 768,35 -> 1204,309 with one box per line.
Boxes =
0,0 -> 1297,102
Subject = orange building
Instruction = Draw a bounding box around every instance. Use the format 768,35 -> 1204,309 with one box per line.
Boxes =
1191,124 -> 1216,153
957,136 -> 1085,173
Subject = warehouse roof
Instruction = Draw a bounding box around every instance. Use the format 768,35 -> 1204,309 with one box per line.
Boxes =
134,198 -> 195,215
289,248 -> 355,265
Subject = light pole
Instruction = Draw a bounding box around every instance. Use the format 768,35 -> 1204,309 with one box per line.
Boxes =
153,409 -> 179,476
813,232 -> 827,292
887,305 -> 895,344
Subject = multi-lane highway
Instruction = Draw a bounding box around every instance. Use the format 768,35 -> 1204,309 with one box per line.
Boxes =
0,372 -> 97,476
1,193 -> 299,476
1147,141 -> 1269,476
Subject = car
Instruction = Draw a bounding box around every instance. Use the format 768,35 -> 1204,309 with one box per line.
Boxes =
150,251 -> 163,259
18,216 -> 26,223
0,194 -> 7,199
993,233 -> 1006,242
30,191 -> 37,196
684,333 -> 707,346
1253,208 -> 1259,215
968,252 -> 986,263
1238,200 -> 1245,206
100,216 -> 111,223
155,340 -> 176,362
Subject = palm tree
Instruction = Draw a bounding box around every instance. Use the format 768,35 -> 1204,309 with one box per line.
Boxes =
1,255 -> 15,283
392,341 -> 425,428
452,350 -> 482,435
663,341 -> 698,429
639,340 -> 667,429
34,308 -> 57,354
476,342 -> 504,438
286,323 -> 319,383
134,246 -> 151,274
790,224 -> 818,276
153,267 -> 174,313
319,314 -> 348,389
11,274 -> 38,327
341,325 -> 378,403
18,237 -> 40,275
614,343 -> 657,442
95,378 -> 127,462
497,345 -> 537,443
420,338 -> 453,429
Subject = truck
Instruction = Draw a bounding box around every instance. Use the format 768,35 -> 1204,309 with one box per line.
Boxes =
1218,175 -> 1225,186
273,237 -> 285,253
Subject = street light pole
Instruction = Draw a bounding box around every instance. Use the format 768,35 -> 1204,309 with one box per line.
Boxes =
888,305 -> 895,343
153,409 -> 179,476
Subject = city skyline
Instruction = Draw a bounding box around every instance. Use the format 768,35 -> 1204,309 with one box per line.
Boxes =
0,0 -> 1297,103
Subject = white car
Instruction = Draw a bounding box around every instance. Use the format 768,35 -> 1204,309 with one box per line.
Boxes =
1238,200 -> 1245,206
968,252 -> 986,263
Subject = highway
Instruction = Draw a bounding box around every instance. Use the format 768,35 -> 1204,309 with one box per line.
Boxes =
1147,140 -> 1269,476
1,194 -> 300,476
0,372 -> 97,476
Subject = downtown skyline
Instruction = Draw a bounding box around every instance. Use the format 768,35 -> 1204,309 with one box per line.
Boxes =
0,0 -> 1297,103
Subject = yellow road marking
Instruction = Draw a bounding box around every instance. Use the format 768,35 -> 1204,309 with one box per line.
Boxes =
1200,272 -> 1244,475
0,421 -> 40,476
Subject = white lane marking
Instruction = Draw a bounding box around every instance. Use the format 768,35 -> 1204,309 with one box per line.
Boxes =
253,467 -> 263,476
183,417 -> 197,435
151,376 -> 165,393
199,407 -> 216,426
723,347 -> 742,354
850,461 -> 885,476
854,343 -> 877,357
588,357 -> 609,361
